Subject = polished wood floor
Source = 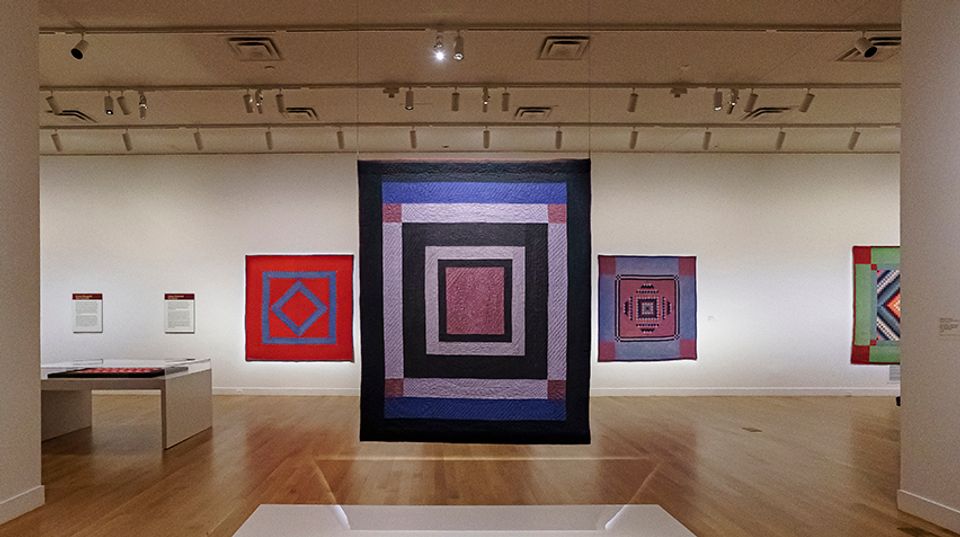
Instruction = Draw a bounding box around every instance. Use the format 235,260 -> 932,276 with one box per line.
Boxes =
1,395 -> 954,537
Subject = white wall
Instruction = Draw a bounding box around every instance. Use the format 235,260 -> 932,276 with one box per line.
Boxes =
40,153 -> 899,395
898,0 -> 960,532
0,0 -> 45,524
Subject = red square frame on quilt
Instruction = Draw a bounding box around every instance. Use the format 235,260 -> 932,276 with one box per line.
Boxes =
245,254 -> 354,361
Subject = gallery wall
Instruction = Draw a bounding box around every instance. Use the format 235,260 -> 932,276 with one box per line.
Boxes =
40,152 -> 899,395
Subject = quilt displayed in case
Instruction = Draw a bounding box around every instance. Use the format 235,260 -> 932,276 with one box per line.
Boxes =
852,246 -> 900,365
598,255 -> 697,361
359,160 -> 591,444
245,254 -> 354,361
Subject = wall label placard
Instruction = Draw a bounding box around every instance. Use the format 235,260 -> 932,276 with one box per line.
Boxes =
938,317 -> 960,339
72,293 -> 103,333
164,293 -> 196,334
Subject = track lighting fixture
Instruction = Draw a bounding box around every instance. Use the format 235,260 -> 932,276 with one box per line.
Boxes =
433,33 -> 445,61
265,128 -> 274,150
713,89 -> 723,112
451,89 -> 460,112
405,88 -> 414,111
46,93 -> 61,115
726,88 -> 739,115
71,34 -> 88,60
409,127 -> 418,149
453,32 -> 464,61
702,130 -> 712,151
627,88 -> 638,113
483,127 -> 491,149
799,90 -> 815,113
243,91 -> 255,113
855,35 -> 878,59
848,129 -> 861,151
501,90 -> 511,113
254,89 -> 264,114
629,128 -> 638,150
51,131 -> 63,153
744,90 -> 759,114
104,92 -> 114,116
775,129 -> 786,151
138,91 -> 147,119
122,130 -> 133,152
482,87 -> 490,113
117,92 -> 131,115
555,127 -> 563,150
276,90 -> 286,115
336,128 -> 345,150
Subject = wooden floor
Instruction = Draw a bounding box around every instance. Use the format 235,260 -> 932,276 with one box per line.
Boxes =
1,395 -> 955,537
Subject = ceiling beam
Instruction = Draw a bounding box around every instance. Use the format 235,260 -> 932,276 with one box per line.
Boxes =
39,122 -> 900,131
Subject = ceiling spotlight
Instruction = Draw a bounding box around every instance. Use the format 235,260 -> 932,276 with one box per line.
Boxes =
702,130 -> 712,151
775,129 -> 787,151
336,128 -> 345,150
482,87 -> 490,113
409,127 -> 418,149
629,128 -> 638,150
501,90 -> 511,113
744,90 -> 759,114
117,92 -> 131,115
194,129 -> 204,151
254,89 -> 264,114
433,33 -> 445,61
451,89 -> 460,112
726,88 -> 739,115
70,34 -> 89,60
483,127 -> 491,149
713,89 -> 723,112
405,88 -> 414,111
627,88 -> 639,113
138,91 -> 147,119
51,131 -> 63,152
555,127 -> 563,150
243,91 -> 255,113
46,93 -> 61,115
104,93 -> 114,116
122,130 -> 133,152
855,35 -> 878,59
848,129 -> 861,151
276,90 -> 286,115
799,89 -> 815,113
265,128 -> 274,151
453,32 -> 464,61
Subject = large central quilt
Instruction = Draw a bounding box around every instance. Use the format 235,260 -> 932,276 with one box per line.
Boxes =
359,160 -> 591,444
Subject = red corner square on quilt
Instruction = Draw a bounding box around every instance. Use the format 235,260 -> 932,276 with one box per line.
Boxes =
679,257 -> 696,276
598,256 -> 617,276
598,341 -> 616,361
679,339 -> 697,359
548,204 -> 567,223
852,246 -> 872,265
245,254 -> 354,361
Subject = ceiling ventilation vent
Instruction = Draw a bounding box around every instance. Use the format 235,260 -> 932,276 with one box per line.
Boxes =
837,36 -> 901,62
514,107 -> 553,120
285,106 -> 318,120
227,37 -> 282,61
50,110 -> 98,123
742,107 -> 792,120
538,36 -> 590,60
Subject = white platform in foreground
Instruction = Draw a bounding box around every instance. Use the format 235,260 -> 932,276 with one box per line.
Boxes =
233,505 -> 696,537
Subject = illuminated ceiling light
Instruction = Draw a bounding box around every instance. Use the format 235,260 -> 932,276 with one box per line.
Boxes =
451,89 -> 460,112
848,129 -> 861,151
482,87 -> 490,113
194,129 -> 204,151
555,127 -> 563,150
453,32 -> 464,61
51,130 -> 63,152
483,127 -> 491,149
138,91 -> 147,120
70,34 -> 88,60
265,128 -> 274,150
775,129 -> 786,151
501,90 -> 511,113
799,89 -> 815,113
855,35 -> 878,58
404,88 -> 414,111
627,88 -> 638,113
409,127 -> 418,149
744,90 -> 759,114
46,93 -> 61,114
336,128 -> 345,150
254,89 -> 264,114
713,89 -> 723,112
243,90 -> 255,113
103,92 -> 114,116
702,129 -> 712,151
117,91 -> 131,115
122,130 -> 133,152
629,128 -> 638,150
433,33 -> 445,61
726,88 -> 739,115
275,90 -> 286,115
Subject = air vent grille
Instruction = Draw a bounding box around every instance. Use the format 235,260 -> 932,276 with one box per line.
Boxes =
742,107 -> 792,120
227,37 -> 282,61
285,107 -> 319,120
837,36 -> 901,62
538,36 -> 590,60
50,110 -> 98,123
514,107 -> 553,120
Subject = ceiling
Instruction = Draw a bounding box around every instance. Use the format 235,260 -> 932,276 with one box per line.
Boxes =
38,0 -> 902,155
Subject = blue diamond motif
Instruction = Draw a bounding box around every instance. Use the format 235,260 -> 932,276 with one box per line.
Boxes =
270,280 -> 328,336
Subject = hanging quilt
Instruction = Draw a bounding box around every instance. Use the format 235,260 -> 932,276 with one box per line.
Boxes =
598,255 -> 697,361
359,160 -> 591,444
852,246 -> 901,365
